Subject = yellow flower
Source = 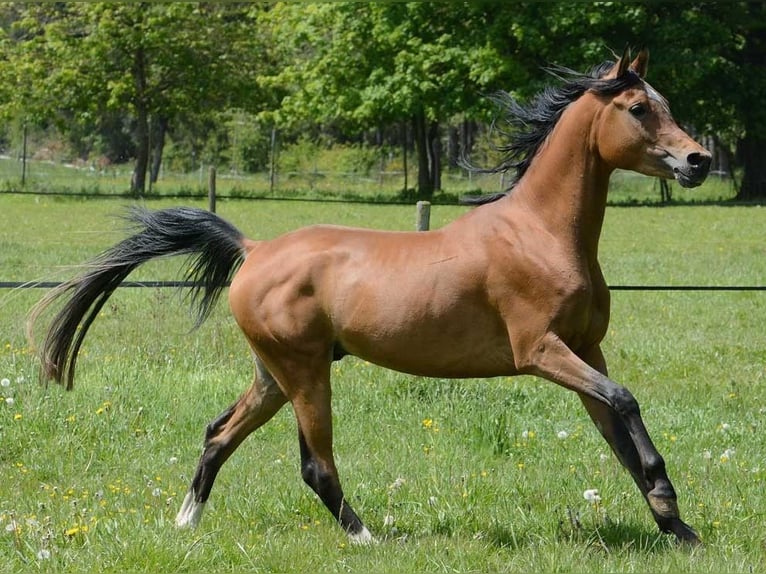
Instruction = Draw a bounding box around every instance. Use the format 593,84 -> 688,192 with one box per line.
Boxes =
64,524 -> 89,537
422,418 -> 433,429
13,414 -> 22,421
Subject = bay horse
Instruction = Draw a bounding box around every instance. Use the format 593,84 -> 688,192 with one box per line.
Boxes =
29,48 -> 711,545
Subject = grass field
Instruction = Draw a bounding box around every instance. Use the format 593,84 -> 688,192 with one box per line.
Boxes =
1,192 -> 765,573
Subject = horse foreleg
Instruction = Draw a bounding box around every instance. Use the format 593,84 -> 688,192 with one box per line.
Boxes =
523,335 -> 699,544
176,357 -> 287,528
576,346 -> 699,544
578,392 -> 698,544
288,369 -> 372,544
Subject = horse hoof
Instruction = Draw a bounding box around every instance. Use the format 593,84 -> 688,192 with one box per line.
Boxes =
668,519 -> 702,546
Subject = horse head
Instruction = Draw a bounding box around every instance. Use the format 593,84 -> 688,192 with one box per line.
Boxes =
596,47 -> 711,188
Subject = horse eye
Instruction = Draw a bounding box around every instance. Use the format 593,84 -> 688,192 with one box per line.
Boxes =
629,103 -> 648,119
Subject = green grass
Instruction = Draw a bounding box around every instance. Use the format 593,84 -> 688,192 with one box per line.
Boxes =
1,194 -> 765,572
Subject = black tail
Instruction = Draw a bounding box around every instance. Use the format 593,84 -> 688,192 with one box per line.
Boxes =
28,207 -> 246,389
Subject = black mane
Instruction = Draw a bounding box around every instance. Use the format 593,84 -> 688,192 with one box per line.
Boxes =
462,61 -> 644,205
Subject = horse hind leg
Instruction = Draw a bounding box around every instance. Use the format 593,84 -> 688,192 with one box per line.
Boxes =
286,364 -> 372,544
176,356 -> 287,528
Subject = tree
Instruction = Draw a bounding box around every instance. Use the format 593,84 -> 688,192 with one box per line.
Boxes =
259,3 -> 517,197
1,3 -> 267,195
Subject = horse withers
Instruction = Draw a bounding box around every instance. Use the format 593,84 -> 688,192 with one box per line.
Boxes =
29,48 -> 711,545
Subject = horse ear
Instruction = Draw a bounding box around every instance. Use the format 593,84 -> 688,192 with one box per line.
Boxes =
605,45 -> 631,79
630,48 -> 649,78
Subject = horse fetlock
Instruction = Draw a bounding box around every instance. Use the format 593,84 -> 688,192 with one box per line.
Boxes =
348,526 -> 376,545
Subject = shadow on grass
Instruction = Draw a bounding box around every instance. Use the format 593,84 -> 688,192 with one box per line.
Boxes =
484,518 -> 679,553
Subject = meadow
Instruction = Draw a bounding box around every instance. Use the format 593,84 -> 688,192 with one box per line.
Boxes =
0,187 -> 765,573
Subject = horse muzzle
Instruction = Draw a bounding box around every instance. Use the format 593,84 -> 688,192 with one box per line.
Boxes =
672,151 -> 712,188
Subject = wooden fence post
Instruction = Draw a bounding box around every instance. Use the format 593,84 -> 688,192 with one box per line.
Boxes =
208,166 -> 216,213
416,200 -> 431,231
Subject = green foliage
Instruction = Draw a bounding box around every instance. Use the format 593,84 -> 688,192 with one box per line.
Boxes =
0,3 -> 765,196
0,196 -> 765,572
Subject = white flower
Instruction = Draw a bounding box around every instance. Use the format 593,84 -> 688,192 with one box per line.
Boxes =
583,489 -> 601,503
383,514 -> 395,527
389,477 -> 405,491
702,450 -> 712,460
5,521 -> 18,532
36,549 -> 51,560
720,448 -> 735,463
0,378 -> 10,388
168,456 -> 178,465
557,430 -> 569,440
428,496 -> 438,507
5,397 -> 14,406
599,453 -> 609,462
152,487 -> 162,498
720,423 -> 731,431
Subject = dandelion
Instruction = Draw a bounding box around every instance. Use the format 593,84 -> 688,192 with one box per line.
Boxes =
36,549 -> 51,560
583,488 -> 601,503
64,524 -> 88,537
13,413 -> 22,421
557,430 -> 569,440
1,378 -> 10,387
5,521 -> 19,533
521,430 -> 536,440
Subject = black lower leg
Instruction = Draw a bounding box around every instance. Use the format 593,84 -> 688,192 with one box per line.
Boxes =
189,402 -> 236,503
298,431 -> 365,535
581,394 -> 699,544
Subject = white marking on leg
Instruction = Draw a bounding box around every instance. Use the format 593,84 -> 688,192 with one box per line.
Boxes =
175,490 -> 206,528
348,526 -> 375,545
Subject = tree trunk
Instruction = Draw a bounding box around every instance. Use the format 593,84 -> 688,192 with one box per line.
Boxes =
130,46 -> 149,196
131,106 -> 149,196
429,121 -> 441,192
738,133 -> 766,199
401,122 -> 408,192
447,124 -> 459,169
149,116 -> 169,185
737,2 -> 766,200
413,109 -> 432,197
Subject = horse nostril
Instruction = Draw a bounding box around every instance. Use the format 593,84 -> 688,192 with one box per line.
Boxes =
687,152 -> 711,172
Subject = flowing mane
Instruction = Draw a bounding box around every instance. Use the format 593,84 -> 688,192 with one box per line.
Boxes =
463,61 -> 644,205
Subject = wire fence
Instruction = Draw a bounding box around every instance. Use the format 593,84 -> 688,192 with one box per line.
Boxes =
0,281 -> 764,292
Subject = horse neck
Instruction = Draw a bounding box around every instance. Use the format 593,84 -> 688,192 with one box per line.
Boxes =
508,95 -> 613,261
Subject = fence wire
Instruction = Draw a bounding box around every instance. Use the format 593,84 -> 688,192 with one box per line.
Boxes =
0,281 -> 764,292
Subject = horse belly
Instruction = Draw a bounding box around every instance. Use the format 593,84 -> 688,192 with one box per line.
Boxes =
335,296 -> 516,378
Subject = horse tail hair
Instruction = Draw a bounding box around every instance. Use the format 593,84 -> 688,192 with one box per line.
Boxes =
27,206 -> 247,390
